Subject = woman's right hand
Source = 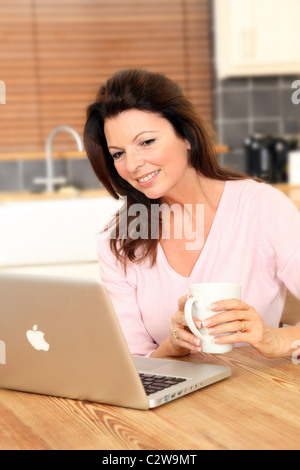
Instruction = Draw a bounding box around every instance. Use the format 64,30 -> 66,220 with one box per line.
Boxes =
168,294 -> 203,356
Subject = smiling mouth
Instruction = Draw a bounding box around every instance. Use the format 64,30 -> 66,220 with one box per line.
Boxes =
136,169 -> 160,183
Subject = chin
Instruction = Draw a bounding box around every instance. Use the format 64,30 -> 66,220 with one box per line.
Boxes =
139,187 -> 166,200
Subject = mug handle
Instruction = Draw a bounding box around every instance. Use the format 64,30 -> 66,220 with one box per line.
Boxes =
184,297 -> 206,341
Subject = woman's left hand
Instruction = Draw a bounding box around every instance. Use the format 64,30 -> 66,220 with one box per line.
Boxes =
204,299 -> 280,358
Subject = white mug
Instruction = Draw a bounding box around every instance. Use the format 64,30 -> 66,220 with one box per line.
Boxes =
184,283 -> 241,354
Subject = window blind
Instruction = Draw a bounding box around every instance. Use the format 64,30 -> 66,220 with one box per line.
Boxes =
0,0 -> 212,154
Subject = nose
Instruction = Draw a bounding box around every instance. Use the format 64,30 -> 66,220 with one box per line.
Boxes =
125,148 -> 145,174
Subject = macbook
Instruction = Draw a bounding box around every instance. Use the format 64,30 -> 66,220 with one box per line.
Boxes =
0,273 -> 231,409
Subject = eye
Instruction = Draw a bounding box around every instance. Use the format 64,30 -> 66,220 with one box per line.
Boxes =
111,150 -> 124,160
141,138 -> 155,147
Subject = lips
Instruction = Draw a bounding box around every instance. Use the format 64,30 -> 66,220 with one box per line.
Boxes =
136,169 -> 160,183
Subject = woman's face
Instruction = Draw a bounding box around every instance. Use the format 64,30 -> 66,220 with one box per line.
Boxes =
104,109 -> 192,201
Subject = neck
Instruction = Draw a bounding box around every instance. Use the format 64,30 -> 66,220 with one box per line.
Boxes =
161,172 -> 225,210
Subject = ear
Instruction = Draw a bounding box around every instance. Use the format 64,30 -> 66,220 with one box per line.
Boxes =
185,139 -> 191,151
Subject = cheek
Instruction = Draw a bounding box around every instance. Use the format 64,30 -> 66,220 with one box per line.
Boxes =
114,162 -> 129,180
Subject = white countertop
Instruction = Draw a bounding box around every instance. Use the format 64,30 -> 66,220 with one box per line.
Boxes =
0,262 -> 100,279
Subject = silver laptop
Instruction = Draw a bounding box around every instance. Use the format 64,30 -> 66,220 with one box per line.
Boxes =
0,273 -> 231,409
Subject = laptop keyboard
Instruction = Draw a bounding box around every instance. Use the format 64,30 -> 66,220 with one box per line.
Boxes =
139,373 -> 187,396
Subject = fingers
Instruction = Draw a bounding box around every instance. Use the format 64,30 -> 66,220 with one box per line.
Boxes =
171,294 -> 202,353
173,296 -> 274,357
171,325 -> 202,353
203,299 -> 250,327
206,320 -> 245,336
204,299 -> 263,347
177,294 -> 191,314
176,294 -> 202,329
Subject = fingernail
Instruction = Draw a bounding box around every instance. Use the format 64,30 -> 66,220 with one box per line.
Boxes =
209,303 -> 218,310
195,320 -> 202,329
203,319 -> 211,327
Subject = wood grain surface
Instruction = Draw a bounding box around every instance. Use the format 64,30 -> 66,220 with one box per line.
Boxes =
0,347 -> 299,450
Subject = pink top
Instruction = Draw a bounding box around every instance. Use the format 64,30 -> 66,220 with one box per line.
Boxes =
98,179 -> 300,356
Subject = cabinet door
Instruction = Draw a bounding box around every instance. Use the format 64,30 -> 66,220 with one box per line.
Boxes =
253,0 -> 300,66
229,0 -> 255,65
215,0 -> 300,78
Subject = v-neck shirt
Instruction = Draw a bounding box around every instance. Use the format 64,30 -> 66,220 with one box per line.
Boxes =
157,179 -> 227,280
98,179 -> 300,356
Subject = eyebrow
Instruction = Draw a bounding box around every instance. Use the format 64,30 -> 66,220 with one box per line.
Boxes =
108,130 -> 158,150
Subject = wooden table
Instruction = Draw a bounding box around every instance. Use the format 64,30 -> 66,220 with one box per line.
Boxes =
0,347 -> 299,450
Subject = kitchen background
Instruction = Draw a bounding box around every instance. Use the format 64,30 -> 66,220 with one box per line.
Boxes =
1,0 -> 300,325
0,0 -> 213,192
1,0 -> 299,193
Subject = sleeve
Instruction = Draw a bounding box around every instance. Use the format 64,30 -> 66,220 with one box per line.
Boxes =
261,185 -> 300,299
97,232 -> 158,356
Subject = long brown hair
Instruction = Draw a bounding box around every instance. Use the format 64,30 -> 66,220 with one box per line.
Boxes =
84,69 -> 246,267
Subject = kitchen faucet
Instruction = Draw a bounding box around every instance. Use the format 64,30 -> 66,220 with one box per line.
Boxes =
34,126 -> 83,193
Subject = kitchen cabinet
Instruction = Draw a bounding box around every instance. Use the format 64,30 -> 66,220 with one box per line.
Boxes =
214,0 -> 300,79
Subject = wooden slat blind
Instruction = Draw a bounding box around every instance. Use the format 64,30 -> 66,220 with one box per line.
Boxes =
0,0 -> 212,155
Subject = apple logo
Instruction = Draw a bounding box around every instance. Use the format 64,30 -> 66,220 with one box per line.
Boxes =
26,325 -> 50,352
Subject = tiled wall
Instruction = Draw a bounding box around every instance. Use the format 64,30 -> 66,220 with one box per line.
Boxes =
213,76 -> 300,173
0,157 -> 101,192
2,74 -> 299,191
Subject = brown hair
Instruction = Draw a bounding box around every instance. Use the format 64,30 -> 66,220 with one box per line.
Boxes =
84,69 -> 246,267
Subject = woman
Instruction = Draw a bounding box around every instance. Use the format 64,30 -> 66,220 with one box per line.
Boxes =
84,68 -> 300,359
